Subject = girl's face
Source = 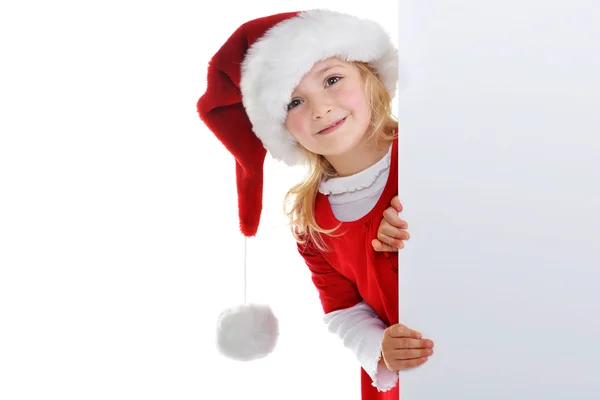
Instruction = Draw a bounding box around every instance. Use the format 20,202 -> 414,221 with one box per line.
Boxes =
284,57 -> 371,157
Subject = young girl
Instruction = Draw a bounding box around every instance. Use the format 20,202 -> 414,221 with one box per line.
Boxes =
198,9 -> 434,400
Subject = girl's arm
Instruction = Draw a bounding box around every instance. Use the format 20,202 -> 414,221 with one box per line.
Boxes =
297,238 -> 362,314
324,302 -> 399,392
297,241 -> 398,391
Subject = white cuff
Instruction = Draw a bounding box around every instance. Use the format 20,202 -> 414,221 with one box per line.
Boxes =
323,301 -> 399,392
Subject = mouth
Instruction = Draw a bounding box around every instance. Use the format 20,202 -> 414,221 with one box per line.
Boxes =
317,117 -> 347,135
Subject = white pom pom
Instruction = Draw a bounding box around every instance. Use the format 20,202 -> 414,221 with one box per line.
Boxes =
216,303 -> 279,361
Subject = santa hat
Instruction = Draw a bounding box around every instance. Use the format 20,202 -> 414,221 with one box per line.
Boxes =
197,9 -> 398,361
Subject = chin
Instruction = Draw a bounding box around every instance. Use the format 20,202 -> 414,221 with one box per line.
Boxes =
331,131 -> 370,152
320,140 -> 360,157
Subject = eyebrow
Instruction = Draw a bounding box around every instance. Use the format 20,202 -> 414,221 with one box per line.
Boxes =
316,64 -> 345,77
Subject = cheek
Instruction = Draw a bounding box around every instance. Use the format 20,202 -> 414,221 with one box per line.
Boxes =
340,87 -> 369,117
285,112 -> 310,138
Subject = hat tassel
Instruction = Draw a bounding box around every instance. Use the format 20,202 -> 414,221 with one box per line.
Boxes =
214,236 -> 280,361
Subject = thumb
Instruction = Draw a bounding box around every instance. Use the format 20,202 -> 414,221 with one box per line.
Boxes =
372,239 -> 382,251
388,323 -> 422,338
372,239 -> 399,252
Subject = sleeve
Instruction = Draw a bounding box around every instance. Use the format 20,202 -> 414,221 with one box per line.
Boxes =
297,240 -> 398,391
324,301 -> 399,392
297,239 -> 362,314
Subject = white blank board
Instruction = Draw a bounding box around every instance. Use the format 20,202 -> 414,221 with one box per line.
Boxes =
398,1 -> 600,399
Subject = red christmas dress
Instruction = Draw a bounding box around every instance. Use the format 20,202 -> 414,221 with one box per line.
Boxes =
298,136 -> 400,400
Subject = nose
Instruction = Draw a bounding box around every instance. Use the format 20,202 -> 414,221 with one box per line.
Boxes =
311,99 -> 334,120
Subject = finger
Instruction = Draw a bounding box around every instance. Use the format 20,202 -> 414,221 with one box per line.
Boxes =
372,239 -> 399,252
383,207 -> 408,229
391,196 -> 403,212
393,338 -> 434,349
388,324 -> 422,339
379,223 -> 408,243
379,224 -> 410,241
390,348 -> 433,360
395,357 -> 428,371
377,232 -> 405,249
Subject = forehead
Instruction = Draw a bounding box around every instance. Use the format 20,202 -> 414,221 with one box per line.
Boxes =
292,57 -> 354,92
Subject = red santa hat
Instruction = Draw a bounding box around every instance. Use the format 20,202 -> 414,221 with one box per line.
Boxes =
197,9 -> 398,361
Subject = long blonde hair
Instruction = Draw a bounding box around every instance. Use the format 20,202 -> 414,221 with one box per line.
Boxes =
284,62 -> 398,252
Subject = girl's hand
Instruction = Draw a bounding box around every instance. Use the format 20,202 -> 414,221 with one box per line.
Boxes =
379,324 -> 434,372
372,195 -> 409,252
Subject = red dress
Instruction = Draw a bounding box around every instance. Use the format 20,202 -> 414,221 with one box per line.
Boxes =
297,136 -> 399,400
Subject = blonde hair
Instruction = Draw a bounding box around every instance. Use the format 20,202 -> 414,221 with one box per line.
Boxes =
284,62 -> 398,252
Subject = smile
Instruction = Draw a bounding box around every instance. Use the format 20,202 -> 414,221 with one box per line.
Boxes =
317,117 -> 346,135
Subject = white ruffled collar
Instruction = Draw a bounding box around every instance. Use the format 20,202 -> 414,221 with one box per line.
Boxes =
318,143 -> 392,195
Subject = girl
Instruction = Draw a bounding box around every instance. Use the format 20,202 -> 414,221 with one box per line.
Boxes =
198,9 -> 434,400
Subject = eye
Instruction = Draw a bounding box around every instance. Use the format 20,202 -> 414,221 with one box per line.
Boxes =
287,99 -> 302,111
325,76 -> 342,87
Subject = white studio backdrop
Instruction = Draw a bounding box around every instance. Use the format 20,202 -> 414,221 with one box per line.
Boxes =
397,1 -> 600,399
0,1 -> 396,400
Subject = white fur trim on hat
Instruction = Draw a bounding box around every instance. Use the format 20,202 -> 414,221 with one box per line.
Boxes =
240,9 -> 398,166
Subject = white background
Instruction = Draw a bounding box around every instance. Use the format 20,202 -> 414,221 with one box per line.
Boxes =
0,1 -> 396,400
398,1 -> 600,399
3,1 -> 599,399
